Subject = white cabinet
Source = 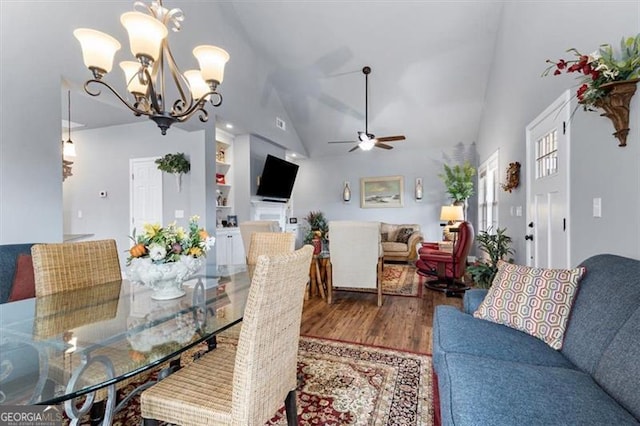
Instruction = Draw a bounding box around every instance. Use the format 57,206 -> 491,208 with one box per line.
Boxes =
216,228 -> 245,265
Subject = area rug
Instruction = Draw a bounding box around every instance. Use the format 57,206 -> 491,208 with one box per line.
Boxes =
340,263 -> 421,298
65,336 -> 433,426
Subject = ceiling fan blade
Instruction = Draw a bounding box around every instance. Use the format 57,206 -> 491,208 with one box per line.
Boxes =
375,142 -> 394,150
375,135 -> 406,142
348,145 -> 360,153
328,140 -> 357,144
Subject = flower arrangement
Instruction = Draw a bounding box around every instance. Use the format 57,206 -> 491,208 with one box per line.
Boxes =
127,215 -> 213,265
302,210 -> 329,244
543,34 -> 640,110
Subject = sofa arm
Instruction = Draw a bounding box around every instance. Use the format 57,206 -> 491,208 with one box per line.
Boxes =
406,232 -> 424,261
463,289 -> 488,314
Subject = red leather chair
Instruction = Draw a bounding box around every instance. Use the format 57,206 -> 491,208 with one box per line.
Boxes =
416,221 -> 474,296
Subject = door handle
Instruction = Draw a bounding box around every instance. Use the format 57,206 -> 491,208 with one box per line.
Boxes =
525,234 -> 534,241
528,222 -> 534,228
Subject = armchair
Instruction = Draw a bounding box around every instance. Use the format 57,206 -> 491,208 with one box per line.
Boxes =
416,221 -> 474,296
327,221 -> 383,306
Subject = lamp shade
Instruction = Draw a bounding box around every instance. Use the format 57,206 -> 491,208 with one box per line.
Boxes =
359,139 -> 375,151
184,70 -> 211,100
120,61 -> 147,95
63,140 -> 76,157
440,205 -> 464,222
74,28 -> 121,74
120,12 -> 167,62
193,45 -> 230,84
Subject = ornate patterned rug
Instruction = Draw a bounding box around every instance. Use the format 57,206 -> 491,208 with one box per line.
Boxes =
342,263 -> 421,297
66,336 -> 433,425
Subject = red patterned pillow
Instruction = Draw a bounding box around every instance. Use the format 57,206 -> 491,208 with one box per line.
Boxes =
473,261 -> 586,350
8,254 -> 36,302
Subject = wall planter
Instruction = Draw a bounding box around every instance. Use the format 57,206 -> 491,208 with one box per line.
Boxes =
155,153 -> 191,192
593,78 -> 638,147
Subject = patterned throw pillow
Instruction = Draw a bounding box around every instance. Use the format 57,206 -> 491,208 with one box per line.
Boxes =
381,232 -> 389,242
395,228 -> 414,244
473,261 -> 586,350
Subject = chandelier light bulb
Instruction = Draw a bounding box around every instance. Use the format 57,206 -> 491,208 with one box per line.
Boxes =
120,61 -> 147,95
120,11 -> 168,63
184,70 -> 211,101
193,45 -> 230,85
74,28 -> 121,77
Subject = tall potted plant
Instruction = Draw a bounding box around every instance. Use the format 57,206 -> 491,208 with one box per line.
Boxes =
303,211 -> 329,254
439,161 -> 476,205
156,153 -> 191,192
466,227 -> 514,288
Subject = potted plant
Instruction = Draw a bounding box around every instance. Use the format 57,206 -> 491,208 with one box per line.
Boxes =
155,152 -> 191,191
439,161 -> 476,204
466,227 -> 514,288
303,211 -> 329,253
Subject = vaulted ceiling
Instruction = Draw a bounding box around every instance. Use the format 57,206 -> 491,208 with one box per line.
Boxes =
67,1 -> 504,158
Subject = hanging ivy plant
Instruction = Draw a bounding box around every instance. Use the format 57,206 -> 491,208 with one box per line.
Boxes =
155,153 -> 191,174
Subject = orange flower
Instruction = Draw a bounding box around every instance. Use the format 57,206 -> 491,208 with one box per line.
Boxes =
199,229 -> 208,239
188,247 -> 203,257
129,350 -> 146,362
129,243 -> 146,258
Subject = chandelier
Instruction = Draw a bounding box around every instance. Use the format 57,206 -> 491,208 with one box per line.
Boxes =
74,1 -> 229,135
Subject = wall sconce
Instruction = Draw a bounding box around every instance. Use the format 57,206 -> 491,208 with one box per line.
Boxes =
342,181 -> 351,202
415,178 -> 423,201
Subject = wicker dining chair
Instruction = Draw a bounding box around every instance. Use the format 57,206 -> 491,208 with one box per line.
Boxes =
141,245 -> 314,426
217,232 -> 296,345
31,239 -> 122,297
239,220 -> 281,259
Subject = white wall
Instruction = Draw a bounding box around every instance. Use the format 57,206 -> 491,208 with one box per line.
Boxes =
0,1 -> 304,244
290,143 -> 477,243
63,122 -> 205,269
477,1 -> 640,264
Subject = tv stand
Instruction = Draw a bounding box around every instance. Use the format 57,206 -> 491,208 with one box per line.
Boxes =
261,198 -> 288,203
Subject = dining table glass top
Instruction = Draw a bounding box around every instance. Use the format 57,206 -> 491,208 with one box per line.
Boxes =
0,263 -> 251,406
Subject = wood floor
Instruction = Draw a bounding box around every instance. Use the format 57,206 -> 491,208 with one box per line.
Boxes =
300,270 -> 462,354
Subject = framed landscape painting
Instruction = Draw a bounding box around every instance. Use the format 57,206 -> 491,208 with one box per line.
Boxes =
360,176 -> 404,208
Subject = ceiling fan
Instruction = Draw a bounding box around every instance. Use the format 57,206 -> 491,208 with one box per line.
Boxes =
329,66 -> 405,152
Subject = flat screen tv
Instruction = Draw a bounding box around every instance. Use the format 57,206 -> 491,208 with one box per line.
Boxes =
256,154 -> 299,200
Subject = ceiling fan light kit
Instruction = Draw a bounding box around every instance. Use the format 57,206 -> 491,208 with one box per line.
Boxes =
329,66 -> 405,152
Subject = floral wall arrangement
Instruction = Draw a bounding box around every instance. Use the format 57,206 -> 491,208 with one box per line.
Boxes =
543,34 -> 640,146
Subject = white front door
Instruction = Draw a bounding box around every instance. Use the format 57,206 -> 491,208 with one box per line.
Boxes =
130,157 -> 163,236
525,91 -> 571,268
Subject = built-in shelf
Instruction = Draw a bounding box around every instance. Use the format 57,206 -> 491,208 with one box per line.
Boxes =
216,161 -> 231,174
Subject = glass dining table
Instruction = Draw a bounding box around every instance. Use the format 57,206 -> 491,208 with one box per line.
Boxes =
0,263 -> 251,425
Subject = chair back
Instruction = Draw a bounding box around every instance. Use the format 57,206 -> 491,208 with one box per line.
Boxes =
453,222 -> 475,277
232,245 -> 313,424
328,221 -> 381,289
31,239 -> 122,297
239,220 -> 281,256
246,232 -> 295,266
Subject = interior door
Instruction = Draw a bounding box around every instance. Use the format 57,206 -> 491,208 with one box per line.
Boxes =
130,157 -> 163,235
525,91 -> 570,268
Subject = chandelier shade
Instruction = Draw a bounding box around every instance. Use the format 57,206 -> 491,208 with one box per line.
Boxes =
74,1 -> 229,135
73,29 -> 121,76
120,11 -> 167,62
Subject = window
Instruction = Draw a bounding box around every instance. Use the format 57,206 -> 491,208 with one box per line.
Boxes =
477,150 -> 499,233
536,130 -> 558,179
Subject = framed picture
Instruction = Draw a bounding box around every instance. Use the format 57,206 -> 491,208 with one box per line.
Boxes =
226,215 -> 238,227
360,175 -> 404,208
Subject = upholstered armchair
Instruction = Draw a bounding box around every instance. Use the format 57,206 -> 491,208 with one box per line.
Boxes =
327,221 -> 383,306
416,221 -> 475,295
380,223 -> 423,262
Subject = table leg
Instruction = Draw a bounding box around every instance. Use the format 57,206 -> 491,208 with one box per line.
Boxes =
315,258 -> 326,300
326,261 -> 333,304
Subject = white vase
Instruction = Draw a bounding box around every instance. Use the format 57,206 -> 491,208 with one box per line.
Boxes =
127,256 -> 204,300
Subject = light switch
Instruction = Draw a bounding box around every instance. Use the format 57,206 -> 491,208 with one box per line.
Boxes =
593,198 -> 602,218
77,210 -> 83,219
515,206 -> 523,217
175,210 -> 184,219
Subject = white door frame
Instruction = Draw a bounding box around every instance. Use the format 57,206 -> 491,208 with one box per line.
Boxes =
129,157 -> 163,235
525,90 -> 572,268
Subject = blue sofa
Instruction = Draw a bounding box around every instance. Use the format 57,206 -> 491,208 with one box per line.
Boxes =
432,254 -> 640,425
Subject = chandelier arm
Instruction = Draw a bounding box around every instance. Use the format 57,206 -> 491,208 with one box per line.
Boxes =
164,43 -> 192,113
84,79 -> 152,118
141,67 -> 164,116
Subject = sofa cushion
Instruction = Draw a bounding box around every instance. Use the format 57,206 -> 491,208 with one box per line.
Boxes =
0,244 -> 36,303
433,306 -> 576,371
562,254 -> 640,376
8,254 -> 35,302
592,307 -> 640,419
438,352 -> 639,426
380,232 -> 389,242
381,241 -> 408,253
474,261 -> 586,349
395,227 -> 414,243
